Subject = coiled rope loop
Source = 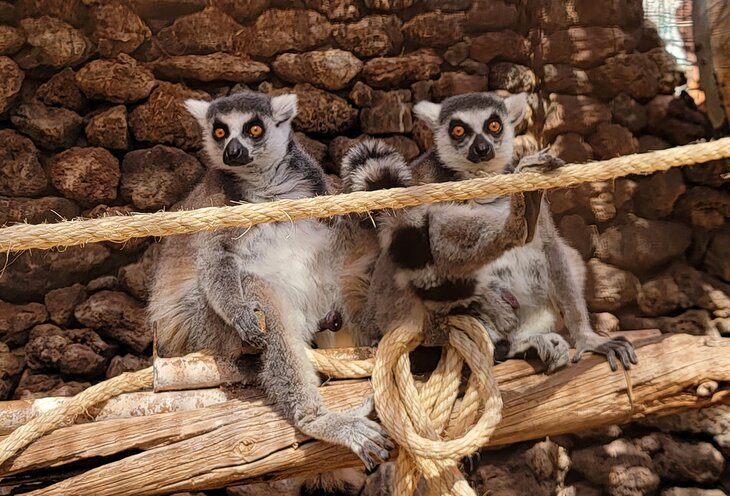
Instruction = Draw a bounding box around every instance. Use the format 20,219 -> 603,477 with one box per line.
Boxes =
372,316 -> 502,496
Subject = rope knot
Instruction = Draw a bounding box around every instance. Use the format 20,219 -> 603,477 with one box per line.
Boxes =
372,315 -> 503,496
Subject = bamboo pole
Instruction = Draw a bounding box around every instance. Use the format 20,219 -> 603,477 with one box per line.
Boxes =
0,333 -> 728,495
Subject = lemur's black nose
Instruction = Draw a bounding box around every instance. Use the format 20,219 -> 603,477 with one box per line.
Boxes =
467,135 -> 495,163
223,139 -> 251,166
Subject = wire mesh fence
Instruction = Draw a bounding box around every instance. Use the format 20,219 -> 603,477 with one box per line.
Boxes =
643,0 -> 696,70
643,0 -> 704,103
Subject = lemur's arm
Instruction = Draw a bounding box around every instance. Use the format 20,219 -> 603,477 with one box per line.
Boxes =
195,231 -> 267,349
424,194 -> 529,276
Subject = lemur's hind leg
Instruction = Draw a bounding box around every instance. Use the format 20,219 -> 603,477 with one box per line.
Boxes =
545,237 -> 638,371
259,304 -> 393,471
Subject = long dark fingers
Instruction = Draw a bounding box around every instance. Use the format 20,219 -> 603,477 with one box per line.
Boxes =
606,348 -> 618,372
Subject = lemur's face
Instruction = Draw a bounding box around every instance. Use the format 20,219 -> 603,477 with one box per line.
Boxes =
184,92 -> 298,174
413,92 -> 528,177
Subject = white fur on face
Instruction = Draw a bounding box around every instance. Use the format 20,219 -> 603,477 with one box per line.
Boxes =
199,110 -> 292,177
413,101 -> 441,128
434,108 -> 515,178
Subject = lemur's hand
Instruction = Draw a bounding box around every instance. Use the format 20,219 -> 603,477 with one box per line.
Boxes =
573,334 -> 638,371
512,151 -> 565,242
233,302 -> 268,350
513,150 -> 565,174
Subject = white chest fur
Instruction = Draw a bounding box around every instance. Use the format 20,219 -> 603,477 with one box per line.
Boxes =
237,220 -> 337,336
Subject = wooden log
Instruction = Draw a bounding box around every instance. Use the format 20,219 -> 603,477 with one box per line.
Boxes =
0,333 -> 653,433
153,346 -> 377,392
1,333 -> 728,495
0,347 -> 379,435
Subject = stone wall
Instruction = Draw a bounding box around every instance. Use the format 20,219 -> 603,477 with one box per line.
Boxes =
0,0 -> 729,494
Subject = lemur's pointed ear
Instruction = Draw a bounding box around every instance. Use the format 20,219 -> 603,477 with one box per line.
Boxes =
412,101 -> 441,129
504,92 -> 528,127
183,99 -> 210,127
271,94 -> 298,125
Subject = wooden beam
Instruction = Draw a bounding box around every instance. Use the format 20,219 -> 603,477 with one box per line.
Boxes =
708,0 -> 730,125
693,0 -> 728,129
152,346 -> 377,392
0,333 -> 728,495
0,347 -> 380,435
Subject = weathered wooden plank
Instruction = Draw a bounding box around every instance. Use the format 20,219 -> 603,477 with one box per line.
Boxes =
0,347 -> 382,435
2,333 -> 728,495
0,333 -> 653,435
152,346 -> 377,392
708,0 -> 730,124
693,0 -> 728,128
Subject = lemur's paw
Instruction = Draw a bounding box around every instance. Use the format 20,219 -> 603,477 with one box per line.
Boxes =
509,333 -> 569,374
533,333 -> 570,374
422,324 -> 449,347
233,302 -> 268,349
515,151 -> 565,173
493,339 -> 511,363
329,400 -> 394,472
573,335 -> 638,371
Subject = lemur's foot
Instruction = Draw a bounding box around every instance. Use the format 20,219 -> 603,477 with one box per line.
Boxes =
532,333 -> 570,374
573,334 -> 638,371
233,302 -> 268,349
303,397 -> 393,472
493,339 -> 511,363
422,327 -> 449,347
510,333 -> 570,374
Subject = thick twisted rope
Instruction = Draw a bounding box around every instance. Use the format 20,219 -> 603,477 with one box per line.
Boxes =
372,316 -> 502,496
2,138 -> 729,253
305,349 -> 373,378
0,367 -> 154,466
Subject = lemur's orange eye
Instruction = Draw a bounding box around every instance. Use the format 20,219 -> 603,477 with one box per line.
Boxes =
487,119 -> 502,134
451,125 -> 465,138
213,127 -> 226,140
249,125 -> 264,138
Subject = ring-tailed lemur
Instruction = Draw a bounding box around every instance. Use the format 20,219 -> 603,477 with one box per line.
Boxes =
343,91 -> 637,372
147,92 -> 392,471
339,93 -> 538,349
